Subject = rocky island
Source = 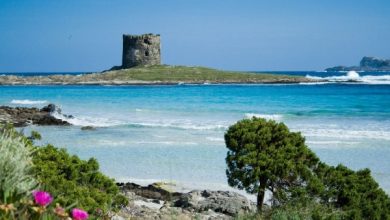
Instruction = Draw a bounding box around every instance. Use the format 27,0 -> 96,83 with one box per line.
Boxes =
0,34 -> 313,85
0,65 -> 313,85
326,56 -> 390,72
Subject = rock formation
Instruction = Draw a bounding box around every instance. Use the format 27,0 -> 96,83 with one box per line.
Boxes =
0,104 -> 70,126
116,182 -> 254,219
326,56 -> 390,71
122,34 -> 161,68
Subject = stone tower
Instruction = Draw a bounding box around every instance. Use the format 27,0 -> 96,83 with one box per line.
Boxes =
122,34 -> 161,68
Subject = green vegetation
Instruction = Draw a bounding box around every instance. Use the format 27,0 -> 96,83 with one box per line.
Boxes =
33,145 -> 128,214
225,117 -> 390,219
0,126 -> 37,217
225,118 -> 320,211
97,65 -> 307,83
316,164 -> 390,219
0,125 -> 128,219
0,65 -> 312,85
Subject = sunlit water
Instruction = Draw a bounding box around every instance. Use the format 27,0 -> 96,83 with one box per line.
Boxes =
1,74 -> 390,194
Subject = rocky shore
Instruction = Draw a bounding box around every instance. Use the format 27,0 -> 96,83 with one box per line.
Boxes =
114,182 -> 254,220
0,104 -> 70,127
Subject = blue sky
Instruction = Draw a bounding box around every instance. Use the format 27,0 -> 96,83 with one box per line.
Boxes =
0,0 -> 389,72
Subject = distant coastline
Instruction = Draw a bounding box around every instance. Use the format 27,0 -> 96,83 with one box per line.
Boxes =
326,56 -> 390,72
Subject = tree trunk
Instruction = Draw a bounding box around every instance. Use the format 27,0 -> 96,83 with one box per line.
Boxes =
257,185 -> 266,212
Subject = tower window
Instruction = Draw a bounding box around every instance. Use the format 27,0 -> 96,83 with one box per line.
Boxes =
145,50 -> 150,56
144,38 -> 151,44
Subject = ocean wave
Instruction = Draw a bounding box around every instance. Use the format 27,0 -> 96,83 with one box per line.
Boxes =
306,140 -> 359,145
52,113 -> 228,130
52,113 -> 124,127
244,113 -> 283,120
125,122 -> 227,131
98,139 -> 198,146
306,71 -> 390,84
206,136 -> 225,142
11,99 -> 47,105
301,128 -> 390,141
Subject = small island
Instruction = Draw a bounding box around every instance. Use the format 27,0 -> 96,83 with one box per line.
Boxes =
0,65 -> 313,85
0,34 -> 313,85
326,56 -> 390,72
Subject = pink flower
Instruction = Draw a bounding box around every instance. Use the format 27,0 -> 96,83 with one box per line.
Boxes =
32,191 -> 53,207
72,208 -> 89,220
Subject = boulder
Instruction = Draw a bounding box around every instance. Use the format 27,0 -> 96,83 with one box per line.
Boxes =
118,182 -> 253,217
81,126 -> 96,131
118,182 -> 182,201
174,190 -> 253,216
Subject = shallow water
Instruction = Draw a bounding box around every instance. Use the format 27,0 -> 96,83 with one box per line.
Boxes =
1,82 -> 390,193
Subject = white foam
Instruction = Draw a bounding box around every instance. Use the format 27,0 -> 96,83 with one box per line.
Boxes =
306,140 -> 359,145
52,112 -> 124,127
52,112 -> 228,130
206,136 -> 225,142
127,122 -> 227,131
97,139 -> 198,146
244,113 -> 283,121
11,99 -> 47,105
301,128 -> 390,141
299,82 -> 331,85
306,72 -> 390,84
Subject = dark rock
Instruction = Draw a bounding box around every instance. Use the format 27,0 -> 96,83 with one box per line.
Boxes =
40,104 -> 59,113
118,182 -> 182,201
0,104 -> 70,127
81,126 -> 96,131
325,65 -> 351,72
174,190 -> 252,216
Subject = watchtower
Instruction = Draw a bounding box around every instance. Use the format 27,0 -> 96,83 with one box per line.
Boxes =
122,34 -> 161,68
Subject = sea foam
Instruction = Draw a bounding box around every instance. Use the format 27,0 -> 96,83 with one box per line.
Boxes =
306,71 -> 390,84
11,99 -> 47,105
244,113 -> 283,121
52,112 -> 124,127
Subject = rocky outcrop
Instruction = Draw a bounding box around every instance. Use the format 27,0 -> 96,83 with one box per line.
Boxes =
360,56 -> 390,70
326,56 -> 390,71
0,104 -> 70,127
174,190 -> 253,216
116,182 -> 254,219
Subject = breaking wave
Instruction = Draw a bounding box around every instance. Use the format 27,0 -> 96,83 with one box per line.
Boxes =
244,113 -> 283,120
301,128 -> 390,141
52,113 -> 228,130
306,71 -> 390,84
52,112 -> 125,127
125,122 -> 227,130
11,99 -> 47,105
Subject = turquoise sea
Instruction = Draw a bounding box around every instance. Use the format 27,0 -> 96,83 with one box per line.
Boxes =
1,71 -> 390,193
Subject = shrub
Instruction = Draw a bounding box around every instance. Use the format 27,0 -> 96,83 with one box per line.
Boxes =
32,145 -> 128,215
225,117 -> 320,211
0,125 -> 128,218
316,164 -> 390,219
225,118 -> 390,219
0,126 -> 37,207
